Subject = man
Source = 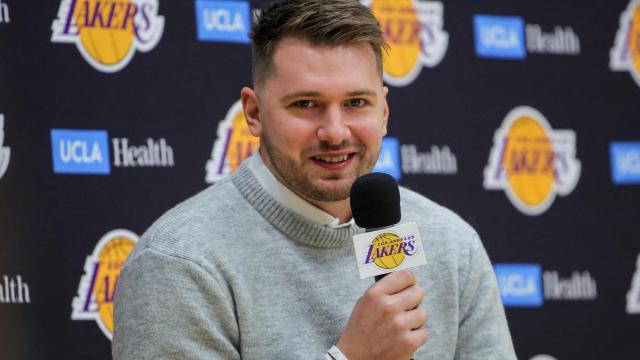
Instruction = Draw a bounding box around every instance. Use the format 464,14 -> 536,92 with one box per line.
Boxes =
113,1 -> 517,359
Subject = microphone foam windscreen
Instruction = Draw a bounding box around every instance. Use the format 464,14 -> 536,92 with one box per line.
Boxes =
350,172 -> 401,229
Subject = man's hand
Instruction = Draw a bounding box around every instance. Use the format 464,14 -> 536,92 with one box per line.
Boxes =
336,270 -> 428,360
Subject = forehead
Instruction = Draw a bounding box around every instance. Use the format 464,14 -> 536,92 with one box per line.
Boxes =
262,37 -> 381,93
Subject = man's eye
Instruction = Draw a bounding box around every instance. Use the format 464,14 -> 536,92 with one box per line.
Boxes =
347,99 -> 366,107
294,100 -> 314,108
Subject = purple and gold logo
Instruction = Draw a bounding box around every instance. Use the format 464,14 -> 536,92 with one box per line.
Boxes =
611,0 -> 640,87
51,0 -> 165,73
354,222 -> 426,279
483,106 -> 581,216
205,100 -> 259,183
364,232 -> 418,269
71,229 -> 138,339
362,0 -> 448,87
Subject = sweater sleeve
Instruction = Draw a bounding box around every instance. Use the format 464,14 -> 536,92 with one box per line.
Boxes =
454,234 -> 517,360
112,247 -> 240,360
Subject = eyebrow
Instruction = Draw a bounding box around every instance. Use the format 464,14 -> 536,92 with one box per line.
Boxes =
279,89 -> 377,103
280,91 -> 320,103
347,89 -> 377,97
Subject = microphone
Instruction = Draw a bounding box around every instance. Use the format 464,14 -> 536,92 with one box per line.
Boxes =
350,173 -> 418,359
350,172 -> 401,282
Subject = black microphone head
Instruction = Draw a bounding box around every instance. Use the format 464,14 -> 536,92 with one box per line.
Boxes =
350,172 -> 401,229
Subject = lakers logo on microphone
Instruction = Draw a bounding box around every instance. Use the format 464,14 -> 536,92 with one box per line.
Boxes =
205,99 -> 259,183
483,106 -> 581,216
611,0 -> 640,87
362,0 -> 448,87
51,0 -> 165,73
354,223 -> 426,279
364,232 -> 417,269
71,229 -> 138,339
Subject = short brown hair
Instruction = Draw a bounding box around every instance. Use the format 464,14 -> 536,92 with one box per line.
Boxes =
250,0 -> 388,88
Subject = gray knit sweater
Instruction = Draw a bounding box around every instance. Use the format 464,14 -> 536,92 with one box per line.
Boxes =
112,163 -> 517,359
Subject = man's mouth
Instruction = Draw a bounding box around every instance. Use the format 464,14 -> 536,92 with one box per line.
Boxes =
311,153 -> 356,169
313,154 -> 350,163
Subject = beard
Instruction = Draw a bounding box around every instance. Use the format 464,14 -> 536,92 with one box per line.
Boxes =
260,133 -> 378,202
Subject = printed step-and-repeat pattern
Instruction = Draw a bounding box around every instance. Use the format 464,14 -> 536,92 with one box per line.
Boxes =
1,0 -> 639,359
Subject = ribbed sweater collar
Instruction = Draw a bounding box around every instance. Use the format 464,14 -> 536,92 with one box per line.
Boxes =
231,163 -> 362,248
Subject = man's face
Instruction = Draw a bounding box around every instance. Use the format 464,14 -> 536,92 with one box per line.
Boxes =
246,37 -> 389,202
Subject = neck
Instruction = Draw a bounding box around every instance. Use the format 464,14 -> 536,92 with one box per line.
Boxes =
304,197 -> 352,224
231,163 -> 361,248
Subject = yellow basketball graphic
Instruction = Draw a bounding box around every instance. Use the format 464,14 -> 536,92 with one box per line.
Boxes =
628,5 -> 640,76
75,0 -> 135,67
226,110 -> 260,173
93,235 -> 136,336
206,100 -> 260,183
504,116 -> 555,207
371,0 -> 421,79
52,0 -> 164,73
484,106 -> 580,216
372,233 -> 405,269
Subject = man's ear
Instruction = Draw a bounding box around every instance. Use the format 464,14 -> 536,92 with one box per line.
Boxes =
382,86 -> 389,136
241,87 -> 262,137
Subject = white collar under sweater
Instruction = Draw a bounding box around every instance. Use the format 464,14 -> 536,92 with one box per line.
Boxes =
247,151 -> 355,229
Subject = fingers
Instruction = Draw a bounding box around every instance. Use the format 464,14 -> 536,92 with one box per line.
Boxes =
368,271 -> 425,314
397,307 -> 429,331
404,328 -> 429,349
392,283 -> 425,310
374,270 -> 416,295
339,271 -> 428,360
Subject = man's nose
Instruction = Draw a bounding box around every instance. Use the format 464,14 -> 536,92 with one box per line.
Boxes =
317,106 -> 350,145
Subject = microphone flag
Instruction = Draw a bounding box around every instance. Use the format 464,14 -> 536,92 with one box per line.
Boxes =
352,222 -> 426,279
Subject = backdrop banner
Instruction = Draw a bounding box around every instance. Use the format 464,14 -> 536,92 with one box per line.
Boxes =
1,0 -> 639,359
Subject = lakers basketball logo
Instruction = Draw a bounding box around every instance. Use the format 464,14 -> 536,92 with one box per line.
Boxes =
362,0 -> 448,87
364,232 -> 418,269
205,99 -> 259,183
71,229 -> 138,340
483,106 -> 581,216
51,0 -> 165,73
611,0 -> 640,87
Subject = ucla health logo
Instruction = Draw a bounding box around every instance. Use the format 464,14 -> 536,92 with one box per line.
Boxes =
373,137 -> 458,180
51,129 -> 111,174
362,0 -> 448,87
51,0 -> 165,73
474,15 -> 526,59
483,106 -> 581,216
611,0 -> 640,87
0,114 -> 10,179
195,0 -> 250,44
494,264 -> 543,307
205,100 -> 259,183
71,229 -> 138,339
373,137 -> 401,180
496,263 -> 597,308
474,14 -> 580,59
0,274 -> 30,304
610,142 -> 640,184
